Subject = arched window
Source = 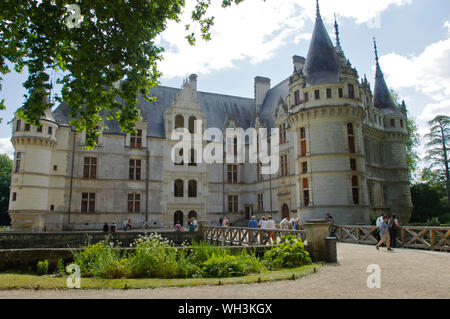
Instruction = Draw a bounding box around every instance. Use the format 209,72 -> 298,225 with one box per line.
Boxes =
175,115 -> 184,129
188,116 -> 196,134
188,180 -> 197,198
188,211 -> 197,220
174,211 -> 183,226
174,180 -> 184,197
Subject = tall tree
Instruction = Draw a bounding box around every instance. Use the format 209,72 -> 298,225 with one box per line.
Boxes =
424,115 -> 450,210
0,154 -> 12,226
0,0 -> 248,148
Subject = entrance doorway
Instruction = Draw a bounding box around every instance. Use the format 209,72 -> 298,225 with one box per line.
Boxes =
281,204 -> 289,219
188,211 -> 197,221
174,211 -> 183,226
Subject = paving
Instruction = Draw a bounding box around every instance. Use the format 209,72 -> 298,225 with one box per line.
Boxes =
0,243 -> 449,299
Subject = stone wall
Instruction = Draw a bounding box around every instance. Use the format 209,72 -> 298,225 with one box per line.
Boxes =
0,231 -> 199,249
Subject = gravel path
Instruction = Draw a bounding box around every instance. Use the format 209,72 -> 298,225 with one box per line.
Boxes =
1,243 -> 449,299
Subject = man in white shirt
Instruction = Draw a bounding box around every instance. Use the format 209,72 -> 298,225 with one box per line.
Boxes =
280,217 -> 290,230
266,216 -> 276,229
259,216 -> 268,229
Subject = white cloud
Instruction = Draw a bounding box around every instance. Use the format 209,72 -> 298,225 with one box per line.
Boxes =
380,21 -> 450,121
157,0 -> 411,78
0,138 -> 13,159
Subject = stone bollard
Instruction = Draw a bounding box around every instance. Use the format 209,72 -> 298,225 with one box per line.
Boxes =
324,237 -> 337,263
304,220 -> 331,262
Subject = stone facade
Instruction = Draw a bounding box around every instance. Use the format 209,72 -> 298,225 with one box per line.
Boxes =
8,4 -> 413,231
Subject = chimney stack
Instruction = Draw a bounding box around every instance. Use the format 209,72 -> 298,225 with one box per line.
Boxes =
254,76 -> 271,107
293,55 -> 306,73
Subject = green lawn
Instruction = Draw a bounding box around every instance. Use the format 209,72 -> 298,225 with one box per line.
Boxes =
0,263 -> 321,290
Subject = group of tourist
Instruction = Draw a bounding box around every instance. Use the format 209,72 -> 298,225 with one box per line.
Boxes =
375,213 -> 400,251
102,218 -> 135,233
244,215 -> 303,230
174,217 -> 198,232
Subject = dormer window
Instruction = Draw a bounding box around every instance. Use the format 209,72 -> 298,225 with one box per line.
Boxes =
326,88 -> 332,99
37,126 -> 43,133
24,123 -> 30,131
48,127 -> 53,135
130,129 -> 142,148
390,119 -> 395,127
338,88 -> 343,98
16,120 -> 21,132
304,92 -> 309,102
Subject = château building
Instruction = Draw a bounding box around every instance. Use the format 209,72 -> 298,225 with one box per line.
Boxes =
8,3 -> 413,231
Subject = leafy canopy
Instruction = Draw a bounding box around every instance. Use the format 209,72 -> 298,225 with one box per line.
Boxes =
0,0 -> 251,148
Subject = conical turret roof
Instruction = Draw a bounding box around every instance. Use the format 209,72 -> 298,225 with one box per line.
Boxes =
303,1 -> 341,86
372,39 -> 398,111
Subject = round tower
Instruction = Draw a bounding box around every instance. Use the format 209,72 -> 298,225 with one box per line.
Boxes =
9,108 -> 58,232
288,2 -> 370,224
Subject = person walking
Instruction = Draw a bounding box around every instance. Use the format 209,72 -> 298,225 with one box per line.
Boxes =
103,222 -> 110,234
188,218 -> 195,232
127,218 -> 132,231
375,213 -> 384,242
110,222 -> 117,233
388,214 -> 400,248
122,219 -> 128,232
376,215 -> 393,251
192,217 -> 198,231
219,216 -> 224,226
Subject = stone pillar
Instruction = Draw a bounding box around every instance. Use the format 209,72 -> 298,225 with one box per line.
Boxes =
304,219 -> 330,262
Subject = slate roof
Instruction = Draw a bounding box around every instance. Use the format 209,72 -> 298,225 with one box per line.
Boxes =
302,3 -> 341,86
259,77 -> 290,129
52,86 -> 256,138
372,41 -> 403,116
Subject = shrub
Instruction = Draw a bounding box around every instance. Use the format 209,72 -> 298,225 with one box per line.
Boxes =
201,251 -> 265,278
264,235 -> 312,270
425,217 -> 441,226
54,259 -> 66,276
72,241 -> 123,278
36,260 -> 49,276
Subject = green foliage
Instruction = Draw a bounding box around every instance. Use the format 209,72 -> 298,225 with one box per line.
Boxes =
424,217 -> 441,227
72,241 -> 124,278
0,154 -> 12,226
424,115 -> 450,211
0,0 -> 254,148
36,260 -> 49,276
410,183 -> 447,223
201,251 -> 264,278
264,235 -> 312,270
54,259 -> 66,276
71,235 -> 267,279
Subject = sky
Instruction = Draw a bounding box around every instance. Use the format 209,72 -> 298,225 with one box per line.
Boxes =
1,0 -> 449,163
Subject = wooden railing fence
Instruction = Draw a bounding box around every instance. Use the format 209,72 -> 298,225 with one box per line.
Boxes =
201,226 -> 306,246
335,225 -> 450,252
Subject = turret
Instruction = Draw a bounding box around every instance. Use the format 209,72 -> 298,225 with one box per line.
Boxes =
9,101 -> 58,232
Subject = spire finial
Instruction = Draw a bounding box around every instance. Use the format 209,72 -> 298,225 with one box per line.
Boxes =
334,13 -> 341,48
316,0 -> 321,20
373,37 -> 379,64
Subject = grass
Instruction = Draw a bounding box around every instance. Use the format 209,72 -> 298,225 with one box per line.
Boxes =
0,263 -> 321,290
